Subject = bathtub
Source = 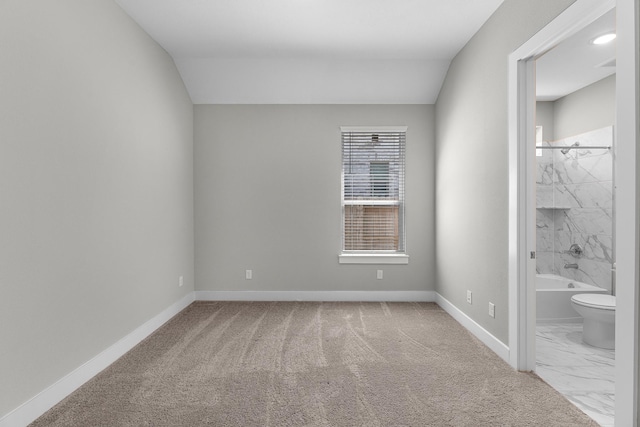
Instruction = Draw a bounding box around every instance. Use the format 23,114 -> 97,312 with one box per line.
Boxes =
536,274 -> 608,323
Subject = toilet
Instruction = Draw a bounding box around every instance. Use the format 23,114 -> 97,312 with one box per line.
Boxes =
570,294 -> 616,349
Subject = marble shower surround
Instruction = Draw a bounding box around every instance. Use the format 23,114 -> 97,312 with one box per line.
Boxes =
536,126 -> 614,291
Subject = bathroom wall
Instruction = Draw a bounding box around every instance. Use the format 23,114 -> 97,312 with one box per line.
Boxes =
536,126 -> 614,290
0,0 -> 194,418
536,74 -> 615,143
554,75 -> 616,140
536,101 -> 555,142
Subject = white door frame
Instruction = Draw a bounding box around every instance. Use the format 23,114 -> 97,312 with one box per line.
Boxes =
508,0 -> 639,424
614,0 -> 639,424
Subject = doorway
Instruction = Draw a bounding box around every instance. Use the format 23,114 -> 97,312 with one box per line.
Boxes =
534,16 -> 616,420
507,0 -> 640,424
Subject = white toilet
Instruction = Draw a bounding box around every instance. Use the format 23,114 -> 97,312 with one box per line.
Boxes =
570,294 -> 616,349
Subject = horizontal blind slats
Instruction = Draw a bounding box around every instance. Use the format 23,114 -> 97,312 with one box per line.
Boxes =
342,130 -> 405,252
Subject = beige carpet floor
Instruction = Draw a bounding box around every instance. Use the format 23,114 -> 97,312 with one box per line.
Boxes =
31,301 -> 598,426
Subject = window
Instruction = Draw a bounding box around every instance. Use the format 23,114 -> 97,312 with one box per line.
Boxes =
339,126 -> 408,264
370,162 -> 390,197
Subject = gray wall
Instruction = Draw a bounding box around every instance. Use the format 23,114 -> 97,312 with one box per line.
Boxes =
554,74 -> 616,139
195,105 -> 434,292
536,75 -> 616,146
536,101 -> 556,142
0,0 -> 194,417
434,0 -> 575,344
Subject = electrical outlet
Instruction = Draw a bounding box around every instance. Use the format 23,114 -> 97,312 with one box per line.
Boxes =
467,290 -> 472,304
489,302 -> 495,318
246,269 -> 252,280
377,270 -> 383,280
179,276 -> 183,287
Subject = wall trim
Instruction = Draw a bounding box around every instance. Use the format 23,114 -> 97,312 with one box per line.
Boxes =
196,290 -> 435,302
0,293 -> 195,427
435,293 -> 510,364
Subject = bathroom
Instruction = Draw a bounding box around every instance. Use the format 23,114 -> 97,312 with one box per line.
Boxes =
533,9 -> 616,426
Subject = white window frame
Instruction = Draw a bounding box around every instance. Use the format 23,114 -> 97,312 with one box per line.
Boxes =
338,126 -> 409,265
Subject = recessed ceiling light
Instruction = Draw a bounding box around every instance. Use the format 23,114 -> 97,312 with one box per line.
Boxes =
591,33 -> 616,45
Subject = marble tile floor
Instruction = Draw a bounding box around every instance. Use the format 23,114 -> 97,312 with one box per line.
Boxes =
536,323 -> 615,427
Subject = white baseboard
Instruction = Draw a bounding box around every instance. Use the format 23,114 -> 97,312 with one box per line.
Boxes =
435,293 -> 510,364
0,293 -> 195,427
196,290 -> 436,302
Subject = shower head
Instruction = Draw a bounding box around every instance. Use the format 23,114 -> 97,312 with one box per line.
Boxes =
561,142 -> 580,154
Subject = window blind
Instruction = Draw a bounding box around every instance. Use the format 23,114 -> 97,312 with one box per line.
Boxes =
341,128 -> 406,252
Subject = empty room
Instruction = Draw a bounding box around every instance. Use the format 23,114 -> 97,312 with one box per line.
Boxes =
1,0 -> 639,426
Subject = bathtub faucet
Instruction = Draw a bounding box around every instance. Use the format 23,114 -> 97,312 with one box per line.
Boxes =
564,263 -> 579,269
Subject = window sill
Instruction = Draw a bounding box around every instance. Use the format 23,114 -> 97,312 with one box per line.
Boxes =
338,254 -> 409,265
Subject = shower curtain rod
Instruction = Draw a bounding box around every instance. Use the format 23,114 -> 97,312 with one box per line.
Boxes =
536,145 -> 611,150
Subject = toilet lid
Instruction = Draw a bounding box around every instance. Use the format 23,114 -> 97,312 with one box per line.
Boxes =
571,294 -> 616,310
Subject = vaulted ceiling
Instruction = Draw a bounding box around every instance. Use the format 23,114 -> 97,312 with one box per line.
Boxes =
115,0 -> 504,104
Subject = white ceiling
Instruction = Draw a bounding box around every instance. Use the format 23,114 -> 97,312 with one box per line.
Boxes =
536,9 -> 616,102
115,0 -> 504,104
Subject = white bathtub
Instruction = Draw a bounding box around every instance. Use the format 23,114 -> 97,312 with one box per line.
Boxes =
536,274 -> 608,323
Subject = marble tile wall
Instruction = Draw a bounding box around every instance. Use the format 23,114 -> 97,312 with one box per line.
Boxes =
536,126 -> 614,291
